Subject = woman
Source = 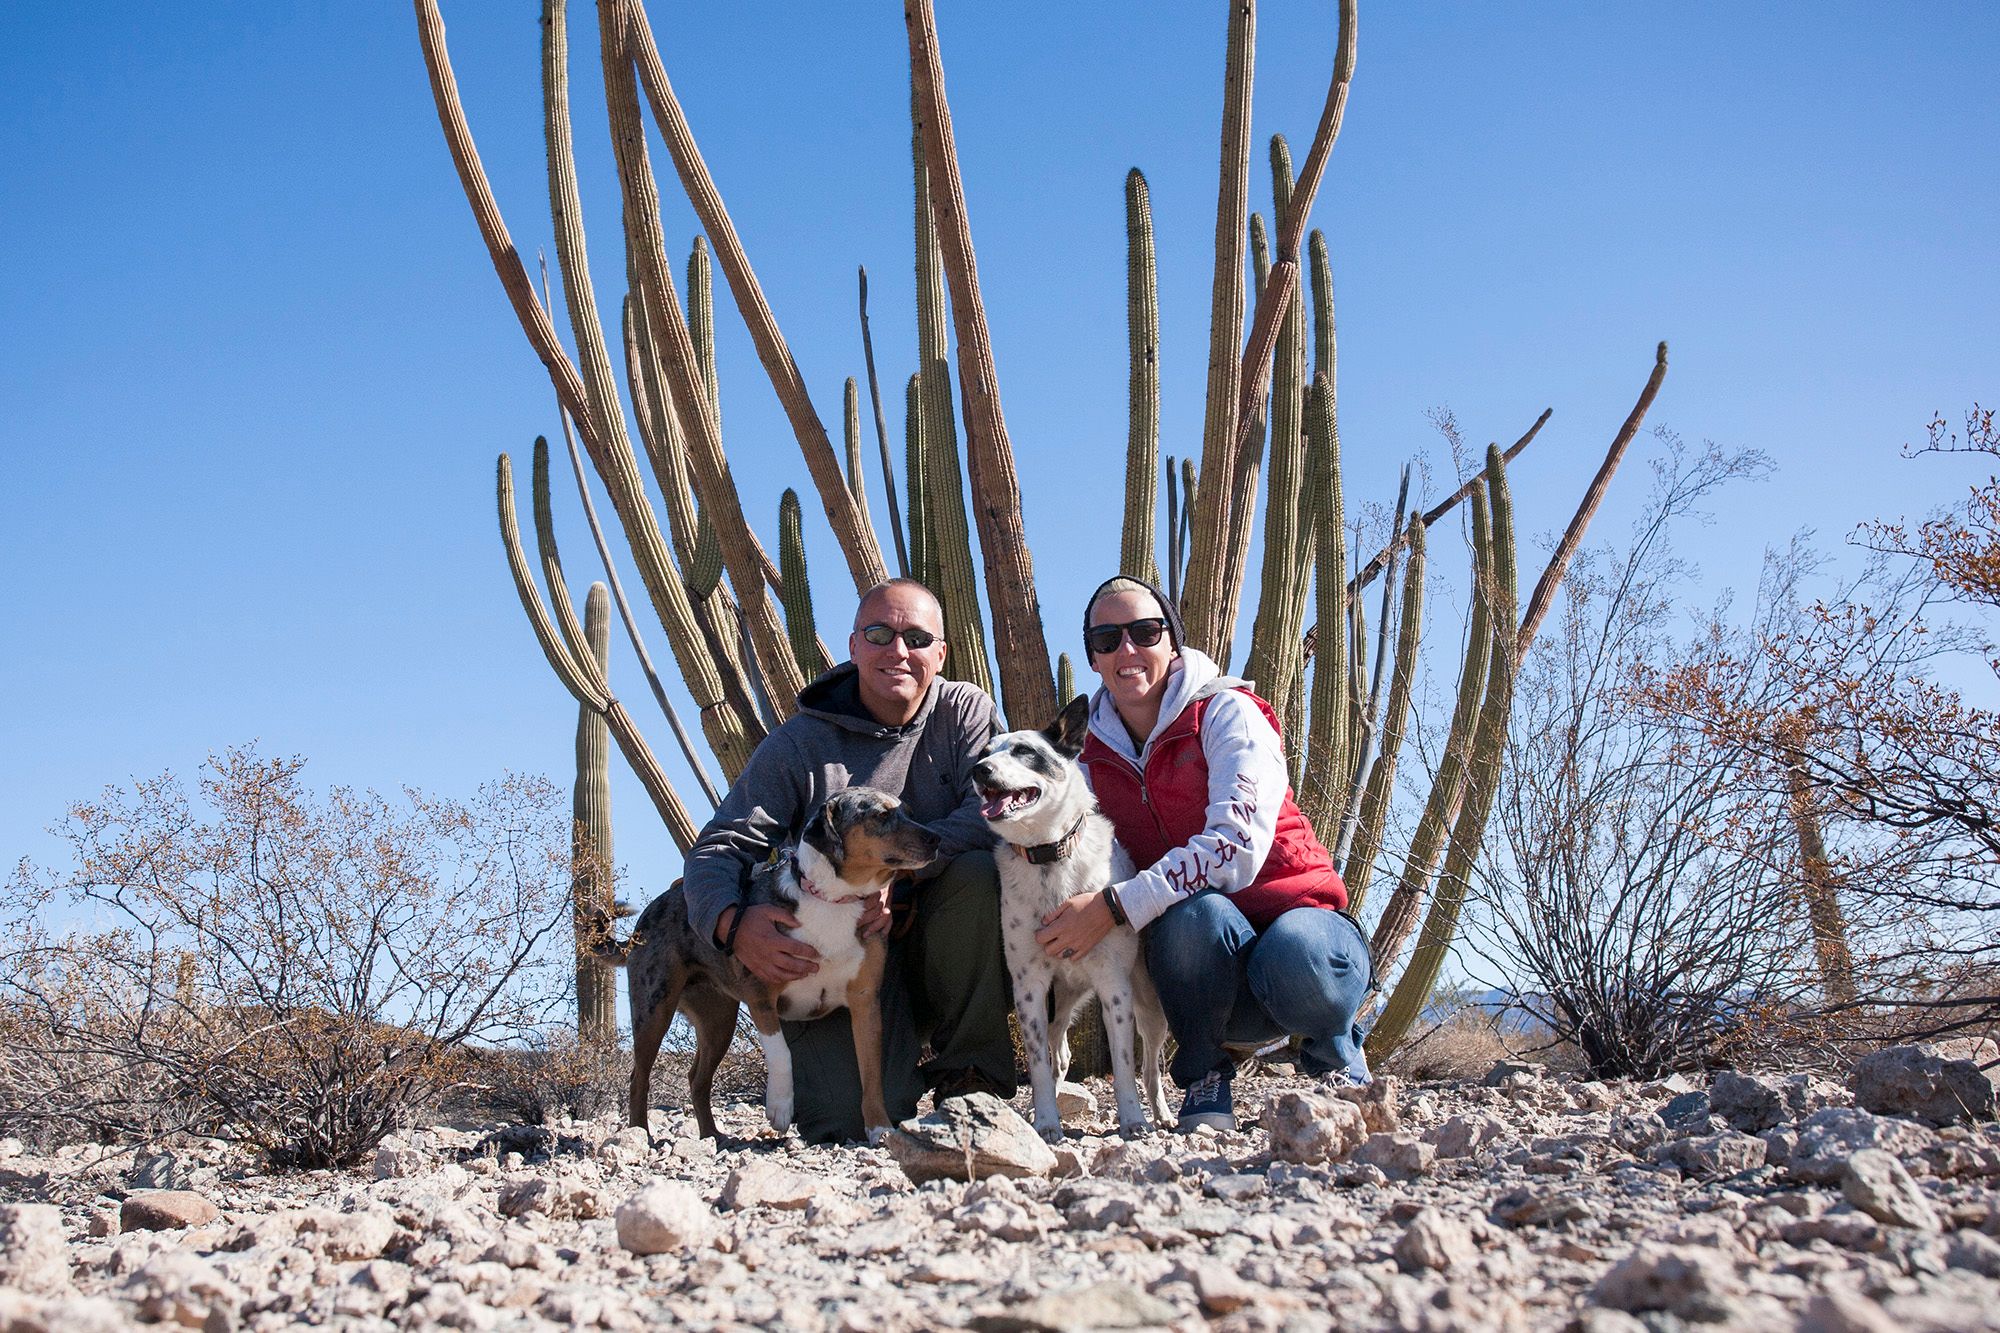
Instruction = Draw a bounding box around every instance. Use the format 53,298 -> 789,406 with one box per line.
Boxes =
1034,575 -> 1373,1132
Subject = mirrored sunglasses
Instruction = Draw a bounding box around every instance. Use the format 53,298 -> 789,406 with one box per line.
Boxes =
858,623 -> 940,650
1085,617 -> 1169,656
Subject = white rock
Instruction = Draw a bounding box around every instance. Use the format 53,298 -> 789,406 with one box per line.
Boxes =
1591,1243 -> 1746,1322
1259,1090 -> 1367,1165
0,1204 -> 70,1297
615,1182 -> 715,1255
1395,1207 -> 1477,1272
884,1092 -> 1057,1184
118,1251 -> 241,1329
296,1206 -> 398,1261
721,1158 -> 820,1211
1842,1148 -> 1939,1230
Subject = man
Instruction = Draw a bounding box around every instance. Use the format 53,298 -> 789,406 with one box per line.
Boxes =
682,578 -> 1016,1142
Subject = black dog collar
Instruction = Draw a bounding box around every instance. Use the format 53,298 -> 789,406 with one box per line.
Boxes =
1018,813 -> 1088,865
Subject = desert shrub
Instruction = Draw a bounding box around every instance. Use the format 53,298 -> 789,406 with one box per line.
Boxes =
1,748 -> 573,1169
473,1028 -> 627,1126
1380,1004 -> 1515,1083
1467,441 -> 1838,1078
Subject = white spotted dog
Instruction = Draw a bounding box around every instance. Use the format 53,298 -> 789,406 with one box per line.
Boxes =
610,787 -> 937,1145
973,694 -> 1168,1141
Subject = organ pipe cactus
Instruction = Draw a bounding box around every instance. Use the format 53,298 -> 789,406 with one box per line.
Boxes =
1369,488 -> 1494,978
1344,513 -> 1424,908
1244,138 -> 1310,706
904,372 -> 930,591
856,267 -> 909,576
911,74 -> 994,696
1056,653 -> 1076,708
1122,168 -> 1160,585
779,490 -> 833,681
1369,446 -> 1519,1059
1297,375 -> 1348,834
573,581 -> 618,1044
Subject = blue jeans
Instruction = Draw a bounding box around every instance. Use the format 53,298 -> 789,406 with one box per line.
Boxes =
1143,892 -> 1372,1087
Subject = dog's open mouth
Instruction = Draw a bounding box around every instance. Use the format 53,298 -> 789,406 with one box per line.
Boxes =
979,785 -> 1040,821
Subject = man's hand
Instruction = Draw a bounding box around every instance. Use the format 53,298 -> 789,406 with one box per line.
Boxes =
727,903 -> 820,985
856,883 -> 895,940
1035,888 -> 1118,962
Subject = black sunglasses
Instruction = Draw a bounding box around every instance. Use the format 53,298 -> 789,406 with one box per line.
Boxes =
1085,618 -> 1169,656
858,623 -> 940,650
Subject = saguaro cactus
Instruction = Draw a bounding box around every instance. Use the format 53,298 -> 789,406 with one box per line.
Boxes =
779,489 -> 833,681
1122,168 -> 1160,585
573,582 -> 618,1045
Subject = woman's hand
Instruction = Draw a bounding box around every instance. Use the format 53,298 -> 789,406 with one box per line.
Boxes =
1036,888 -> 1118,962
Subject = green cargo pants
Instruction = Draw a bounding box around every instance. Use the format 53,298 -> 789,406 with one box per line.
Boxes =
782,849 -> 1017,1144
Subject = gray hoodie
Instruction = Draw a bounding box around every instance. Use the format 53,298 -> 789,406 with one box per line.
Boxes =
681,663 -> 1000,945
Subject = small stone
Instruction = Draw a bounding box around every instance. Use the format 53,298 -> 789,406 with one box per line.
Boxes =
1851,1045 -> 1998,1126
827,1219 -> 916,1257
1483,1059 -> 1540,1087
1651,1130 -> 1767,1180
374,1143 -> 425,1180
129,1151 -> 191,1191
965,1280 -> 1179,1331
0,1203 -> 71,1295
1055,1082 -> 1097,1118
1395,1206 -> 1477,1272
120,1191 -> 219,1232
885,1093 -> 1058,1184
1590,1243 -> 1746,1321
1168,1258 -> 1260,1315
1843,1148 -> 1939,1230
1796,1289 -> 1901,1333
295,1207 -> 397,1261
0,1139 -> 21,1159
1352,1131 -> 1434,1181
1428,1112 -> 1509,1158
1491,1186 -> 1594,1229
118,1251 -> 241,1329
1259,1091 -> 1366,1165
1331,1075 -> 1401,1133
1659,1090 -> 1713,1130
1788,1107 -> 1938,1184
1203,1172 -> 1266,1203
721,1158 -> 821,1211
1944,1229 -> 2000,1277
614,1182 -> 714,1255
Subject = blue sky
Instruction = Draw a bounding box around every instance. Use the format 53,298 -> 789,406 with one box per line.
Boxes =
4,2 -> 1996,901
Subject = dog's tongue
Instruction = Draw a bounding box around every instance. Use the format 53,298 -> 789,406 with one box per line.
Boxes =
980,788 -> 1036,821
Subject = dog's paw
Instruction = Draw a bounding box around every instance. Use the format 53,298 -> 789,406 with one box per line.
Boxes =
765,1093 -> 795,1135
1116,1118 -> 1154,1140
865,1124 -> 892,1148
1035,1120 -> 1066,1145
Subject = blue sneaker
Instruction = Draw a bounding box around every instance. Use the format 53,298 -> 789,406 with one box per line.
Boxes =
1177,1068 -> 1235,1133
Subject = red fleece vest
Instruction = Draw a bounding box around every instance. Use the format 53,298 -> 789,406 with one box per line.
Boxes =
1080,687 -> 1348,929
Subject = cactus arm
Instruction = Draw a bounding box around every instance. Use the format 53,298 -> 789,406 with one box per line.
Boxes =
904,373 -> 931,590
530,437 -> 591,669
1369,446 -> 1518,1059
1344,513 -> 1424,907
497,454 -> 699,851
1180,0 -> 1255,652
624,3 -> 888,591
1368,487 -> 1493,974
1516,342 -> 1668,656
594,0 -> 807,728
1121,168 -> 1160,585
1302,406 -> 1550,665
573,582 -> 618,1043
1298,375 -> 1348,832
905,0 -> 1057,728
911,71 -> 995,696
857,267 -> 910,576
778,490 -> 834,681
1164,456 -> 1181,607
1335,487 -> 1409,869
546,417 -> 724,809
1056,654 -> 1075,708
1244,140 -> 1310,702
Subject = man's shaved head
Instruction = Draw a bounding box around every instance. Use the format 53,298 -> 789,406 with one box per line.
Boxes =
854,578 -> 944,633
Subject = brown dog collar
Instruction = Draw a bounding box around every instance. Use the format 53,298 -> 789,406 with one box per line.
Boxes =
1016,814 -> 1088,865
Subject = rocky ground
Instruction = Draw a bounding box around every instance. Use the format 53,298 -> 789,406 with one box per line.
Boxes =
1,1045 -> 1999,1331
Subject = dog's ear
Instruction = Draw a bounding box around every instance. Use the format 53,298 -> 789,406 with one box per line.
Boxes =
801,801 -> 841,865
1042,692 -> 1092,759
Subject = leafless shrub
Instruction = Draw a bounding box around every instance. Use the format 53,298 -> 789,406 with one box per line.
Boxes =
1381,1003 -> 1515,1083
472,1028 -> 627,1126
1,748 -> 574,1169
1465,440 -> 1844,1078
